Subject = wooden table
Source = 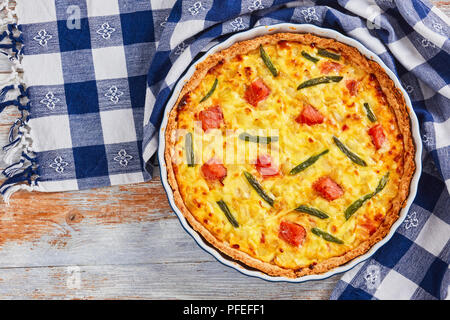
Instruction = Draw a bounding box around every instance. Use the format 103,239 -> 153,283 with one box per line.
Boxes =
0,2 -> 448,300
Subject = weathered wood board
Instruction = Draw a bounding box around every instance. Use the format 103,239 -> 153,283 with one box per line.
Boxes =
0,1 -> 447,300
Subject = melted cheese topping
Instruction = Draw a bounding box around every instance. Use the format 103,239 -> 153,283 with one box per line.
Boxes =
172,41 -> 404,269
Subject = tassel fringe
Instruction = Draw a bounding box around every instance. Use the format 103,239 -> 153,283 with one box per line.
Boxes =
0,0 -> 39,204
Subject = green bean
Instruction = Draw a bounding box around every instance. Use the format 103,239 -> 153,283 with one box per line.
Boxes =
217,200 -> 239,228
200,78 -> 218,102
311,227 -> 344,244
297,76 -> 343,90
344,194 -> 373,220
238,132 -> 279,144
295,205 -> 329,219
344,172 -> 390,220
364,102 -> 377,122
332,136 -> 367,167
243,171 -> 274,207
289,149 -> 329,175
317,48 -> 341,60
301,51 -> 319,63
260,45 -> 278,77
374,172 -> 390,195
185,132 -> 195,167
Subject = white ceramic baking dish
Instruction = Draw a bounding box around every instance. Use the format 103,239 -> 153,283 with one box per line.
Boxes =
158,23 -> 422,283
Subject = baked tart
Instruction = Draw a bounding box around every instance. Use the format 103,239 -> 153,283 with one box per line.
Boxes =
164,33 -> 415,278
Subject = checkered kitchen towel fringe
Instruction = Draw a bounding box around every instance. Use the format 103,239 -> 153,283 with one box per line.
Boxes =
0,0 -> 448,299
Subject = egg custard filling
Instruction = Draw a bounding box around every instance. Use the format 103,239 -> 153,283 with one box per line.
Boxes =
165,33 -> 415,277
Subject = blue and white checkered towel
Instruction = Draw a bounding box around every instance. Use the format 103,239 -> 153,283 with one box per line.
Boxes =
0,0 -> 448,299
0,0 -> 174,195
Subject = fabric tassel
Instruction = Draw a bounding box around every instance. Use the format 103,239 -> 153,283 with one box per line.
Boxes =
2,183 -> 36,205
2,118 -> 23,152
2,159 -> 25,178
0,4 -> 40,203
0,84 -> 15,102
7,119 -> 22,141
2,137 -> 20,152
0,166 -> 34,194
0,166 -> 37,205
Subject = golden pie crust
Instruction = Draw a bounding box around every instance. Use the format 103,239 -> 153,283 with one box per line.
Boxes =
164,33 -> 415,278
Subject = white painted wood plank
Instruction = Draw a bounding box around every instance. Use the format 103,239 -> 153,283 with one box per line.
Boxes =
0,263 -> 341,299
0,55 -> 11,73
0,180 -> 341,299
0,217 -> 215,268
0,181 -> 341,299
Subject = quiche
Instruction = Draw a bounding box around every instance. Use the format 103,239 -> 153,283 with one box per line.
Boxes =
165,33 -> 415,278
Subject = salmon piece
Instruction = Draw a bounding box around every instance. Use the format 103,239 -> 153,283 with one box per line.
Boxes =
244,79 -> 270,107
201,158 -> 227,182
279,221 -> 306,247
345,80 -> 359,96
255,154 -> 279,177
296,105 -> 324,125
198,105 -> 224,132
320,61 -> 343,74
368,124 -> 386,150
313,176 -> 344,201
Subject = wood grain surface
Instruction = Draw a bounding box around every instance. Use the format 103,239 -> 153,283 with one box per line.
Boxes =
0,1 -> 447,300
